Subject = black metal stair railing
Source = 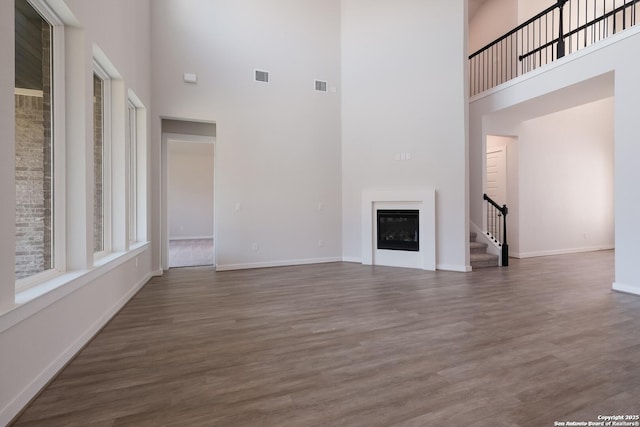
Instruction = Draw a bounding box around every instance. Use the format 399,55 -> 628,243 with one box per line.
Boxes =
469,0 -> 640,97
483,194 -> 508,267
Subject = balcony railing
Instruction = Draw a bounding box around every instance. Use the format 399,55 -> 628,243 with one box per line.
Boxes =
469,0 -> 640,97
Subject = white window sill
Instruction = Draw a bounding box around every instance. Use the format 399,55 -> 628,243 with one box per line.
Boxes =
93,250 -> 124,268
0,242 -> 150,334
129,241 -> 147,251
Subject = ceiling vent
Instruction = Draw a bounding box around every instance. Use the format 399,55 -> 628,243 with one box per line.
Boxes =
255,69 -> 269,83
315,80 -> 328,92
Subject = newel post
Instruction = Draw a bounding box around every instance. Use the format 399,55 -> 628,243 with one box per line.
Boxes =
501,204 -> 509,266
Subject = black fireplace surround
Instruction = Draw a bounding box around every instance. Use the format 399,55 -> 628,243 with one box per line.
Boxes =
377,209 -> 419,251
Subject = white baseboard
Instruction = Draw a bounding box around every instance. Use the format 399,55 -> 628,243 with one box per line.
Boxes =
216,257 -> 342,271
169,236 -> 213,241
0,273 -> 152,426
513,245 -> 614,259
612,282 -> 640,296
342,258 -> 470,272
437,264 -> 472,272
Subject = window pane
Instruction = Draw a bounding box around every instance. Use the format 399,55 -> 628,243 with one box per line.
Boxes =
93,74 -> 104,253
15,0 -> 54,280
128,103 -> 137,244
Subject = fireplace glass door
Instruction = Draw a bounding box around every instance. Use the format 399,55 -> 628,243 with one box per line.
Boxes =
377,210 -> 419,251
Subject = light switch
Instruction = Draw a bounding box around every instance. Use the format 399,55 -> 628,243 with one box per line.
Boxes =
184,73 -> 197,84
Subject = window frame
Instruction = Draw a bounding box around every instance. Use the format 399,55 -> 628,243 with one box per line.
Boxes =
127,90 -> 147,247
15,0 -> 66,291
127,100 -> 138,245
92,61 -> 112,261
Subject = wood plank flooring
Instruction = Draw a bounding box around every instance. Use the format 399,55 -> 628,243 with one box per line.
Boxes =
12,250 -> 640,426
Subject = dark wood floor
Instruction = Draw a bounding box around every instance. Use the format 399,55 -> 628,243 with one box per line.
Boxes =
12,250 -> 640,426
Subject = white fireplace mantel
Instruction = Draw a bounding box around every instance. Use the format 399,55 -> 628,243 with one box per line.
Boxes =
361,189 -> 436,270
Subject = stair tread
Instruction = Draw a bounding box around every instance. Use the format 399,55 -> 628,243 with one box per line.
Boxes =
469,230 -> 499,268
471,262 -> 499,269
470,252 -> 499,269
470,241 -> 487,249
470,253 -> 498,261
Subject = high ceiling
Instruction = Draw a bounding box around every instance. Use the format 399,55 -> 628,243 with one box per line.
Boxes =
13,0 -> 492,91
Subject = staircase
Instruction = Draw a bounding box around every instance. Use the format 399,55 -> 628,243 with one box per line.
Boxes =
470,232 -> 499,269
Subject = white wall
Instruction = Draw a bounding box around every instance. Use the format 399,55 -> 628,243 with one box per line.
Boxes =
0,0 -> 153,424
151,0 -> 343,271
468,0 -> 557,54
64,0 -> 152,100
517,0 -> 554,24
168,142 -> 214,239
517,0 -> 627,25
516,98 -> 614,257
470,27 -> 640,295
341,0 -> 469,271
469,0 -> 518,53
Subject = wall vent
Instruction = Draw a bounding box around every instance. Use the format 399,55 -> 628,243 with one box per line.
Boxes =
315,80 -> 328,92
255,69 -> 269,83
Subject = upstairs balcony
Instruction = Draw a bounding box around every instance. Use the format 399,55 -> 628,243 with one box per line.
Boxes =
469,0 -> 640,97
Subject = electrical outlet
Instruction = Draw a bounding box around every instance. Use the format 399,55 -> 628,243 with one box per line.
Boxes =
318,239 -> 324,247
251,243 -> 259,251
183,73 -> 198,83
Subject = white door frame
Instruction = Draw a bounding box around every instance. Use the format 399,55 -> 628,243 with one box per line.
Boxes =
162,131 -> 216,270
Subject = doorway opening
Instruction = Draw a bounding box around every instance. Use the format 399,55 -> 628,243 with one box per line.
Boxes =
161,119 -> 216,269
486,135 -> 514,240
484,96 -> 614,259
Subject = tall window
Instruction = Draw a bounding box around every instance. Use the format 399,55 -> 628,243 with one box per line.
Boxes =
93,63 -> 111,258
127,91 -> 147,246
14,0 -> 54,281
128,101 -> 138,244
93,73 -> 104,253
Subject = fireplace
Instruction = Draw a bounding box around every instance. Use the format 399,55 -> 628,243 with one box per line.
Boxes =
377,209 -> 419,251
361,189 -> 435,270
